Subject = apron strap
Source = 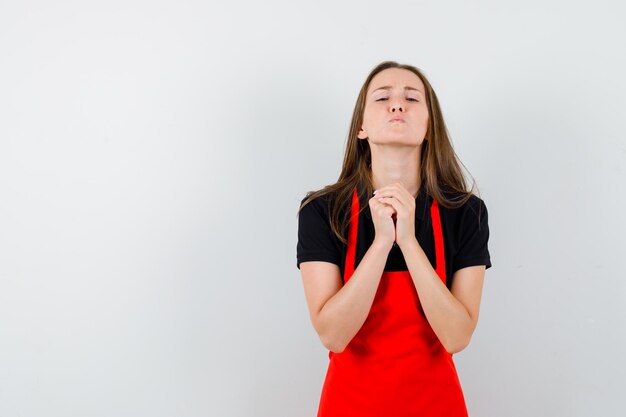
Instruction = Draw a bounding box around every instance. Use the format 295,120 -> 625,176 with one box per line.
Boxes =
430,198 -> 447,284
344,186 -> 360,282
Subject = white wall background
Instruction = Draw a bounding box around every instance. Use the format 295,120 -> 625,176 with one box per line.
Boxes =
1,1 -> 625,416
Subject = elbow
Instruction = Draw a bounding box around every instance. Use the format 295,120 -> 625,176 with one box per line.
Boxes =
444,317 -> 477,354
320,333 -> 346,353
328,344 -> 346,354
444,335 -> 471,355
314,312 -> 347,353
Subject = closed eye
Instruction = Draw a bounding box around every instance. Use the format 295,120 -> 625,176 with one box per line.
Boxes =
376,97 -> 420,102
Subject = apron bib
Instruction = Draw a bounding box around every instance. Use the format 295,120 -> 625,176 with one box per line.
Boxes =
317,186 -> 469,417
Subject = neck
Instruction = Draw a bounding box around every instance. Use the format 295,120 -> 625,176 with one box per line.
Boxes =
370,144 -> 422,198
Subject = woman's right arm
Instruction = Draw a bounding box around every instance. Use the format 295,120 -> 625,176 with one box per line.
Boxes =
299,238 -> 392,353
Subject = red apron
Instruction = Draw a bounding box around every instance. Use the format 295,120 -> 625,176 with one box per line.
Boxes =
317,187 -> 469,417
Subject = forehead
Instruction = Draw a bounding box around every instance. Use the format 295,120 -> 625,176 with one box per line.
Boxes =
368,68 -> 424,94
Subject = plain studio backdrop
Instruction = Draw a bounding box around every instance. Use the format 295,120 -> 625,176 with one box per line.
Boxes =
1,1 -> 625,416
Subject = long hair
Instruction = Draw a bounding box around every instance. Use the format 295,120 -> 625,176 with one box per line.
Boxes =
297,60 -> 481,245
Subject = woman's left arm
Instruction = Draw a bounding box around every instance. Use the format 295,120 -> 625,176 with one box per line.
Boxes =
401,238 -> 485,354
374,183 -> 487,354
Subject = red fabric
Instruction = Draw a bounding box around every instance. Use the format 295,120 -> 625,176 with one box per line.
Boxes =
343,186 -> 359,282
317,186 -> 468,417
430,195 -> 447,283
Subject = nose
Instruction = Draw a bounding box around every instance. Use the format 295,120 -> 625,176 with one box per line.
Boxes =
389,98 -> 404,112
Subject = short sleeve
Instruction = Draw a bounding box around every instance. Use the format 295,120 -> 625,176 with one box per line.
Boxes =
296,195 -> 342,270
451,196 -> 492,274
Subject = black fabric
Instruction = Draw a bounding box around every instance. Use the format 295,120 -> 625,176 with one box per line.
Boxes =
296,185 -> 492,289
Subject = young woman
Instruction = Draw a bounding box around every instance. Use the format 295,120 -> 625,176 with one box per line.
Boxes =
296,61 -> 492,417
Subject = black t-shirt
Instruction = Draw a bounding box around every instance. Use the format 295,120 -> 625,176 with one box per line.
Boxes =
296,185 -> 492,289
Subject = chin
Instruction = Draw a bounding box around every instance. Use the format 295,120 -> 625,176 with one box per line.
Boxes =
373,136 -> 424,146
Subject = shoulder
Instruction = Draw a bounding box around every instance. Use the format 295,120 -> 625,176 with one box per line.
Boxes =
458,193 -> 487,218
439,188 -> 487,210
438,190 -> 489,231
299,192 -> 332,219
298,192 -> 340,234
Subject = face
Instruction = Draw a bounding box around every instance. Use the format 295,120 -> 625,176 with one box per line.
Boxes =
357,68 -> 429,146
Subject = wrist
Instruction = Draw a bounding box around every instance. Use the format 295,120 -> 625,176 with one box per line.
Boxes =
371,238 -> 394,252
398,236 -> 419,252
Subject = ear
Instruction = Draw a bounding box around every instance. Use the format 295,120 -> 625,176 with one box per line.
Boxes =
357,127 -> 368,140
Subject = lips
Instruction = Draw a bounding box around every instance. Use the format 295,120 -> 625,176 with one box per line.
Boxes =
389,117 -> 405,122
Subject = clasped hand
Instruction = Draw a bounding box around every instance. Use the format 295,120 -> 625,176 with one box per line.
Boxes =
371,182 -> 417,249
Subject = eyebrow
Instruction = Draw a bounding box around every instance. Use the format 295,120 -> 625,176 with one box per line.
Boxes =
371,85 -> 423,94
